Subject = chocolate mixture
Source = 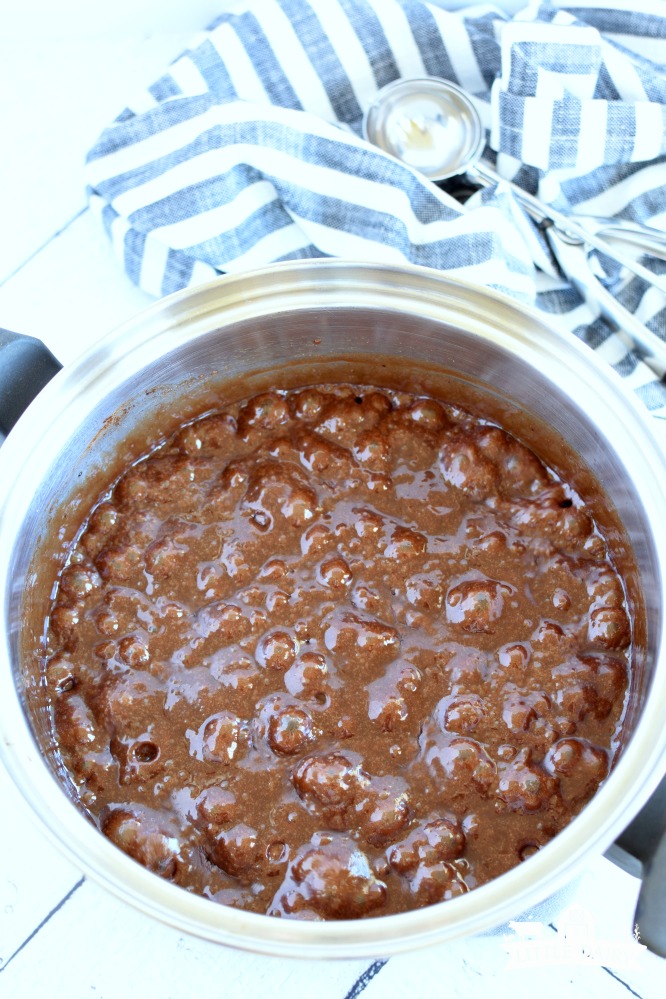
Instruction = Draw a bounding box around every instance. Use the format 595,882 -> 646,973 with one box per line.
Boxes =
44,383 -> 630,919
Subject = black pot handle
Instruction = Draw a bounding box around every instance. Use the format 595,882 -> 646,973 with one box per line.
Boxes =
0,329 -> 63,436
606,772 -> 666,957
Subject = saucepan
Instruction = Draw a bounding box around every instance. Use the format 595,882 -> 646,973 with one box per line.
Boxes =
0,259 -> 665,959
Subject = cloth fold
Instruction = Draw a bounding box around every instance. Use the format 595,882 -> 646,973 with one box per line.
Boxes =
85,0 -> 666,414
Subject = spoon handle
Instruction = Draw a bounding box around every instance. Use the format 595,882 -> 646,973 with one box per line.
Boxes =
471,161 -> 666,295
594,222 -> 666,263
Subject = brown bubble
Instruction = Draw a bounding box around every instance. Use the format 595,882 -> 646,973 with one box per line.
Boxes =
256,630 -> 298,670
446,578 -> 512,633
268,707 -> 316,756
317,556 -> 353,589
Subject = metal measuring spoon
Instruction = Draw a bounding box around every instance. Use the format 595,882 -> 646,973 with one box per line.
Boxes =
363,77 -> 666,368
362,77 -> 665,254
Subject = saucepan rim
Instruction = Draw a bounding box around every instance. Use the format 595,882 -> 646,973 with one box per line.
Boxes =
1,259 -> 665,958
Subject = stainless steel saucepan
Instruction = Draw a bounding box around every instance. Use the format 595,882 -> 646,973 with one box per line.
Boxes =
1,260 -> 665,958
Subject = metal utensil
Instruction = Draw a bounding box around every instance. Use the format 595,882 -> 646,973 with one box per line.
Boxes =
581,217 -> 666,263
363,77 -> 666,368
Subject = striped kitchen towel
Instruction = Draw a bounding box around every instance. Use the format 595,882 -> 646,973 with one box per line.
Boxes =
85,0 -> 666,416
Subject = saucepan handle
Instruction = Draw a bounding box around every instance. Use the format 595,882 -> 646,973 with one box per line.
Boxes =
606,772 -> 666,957
0,328 -> 62,436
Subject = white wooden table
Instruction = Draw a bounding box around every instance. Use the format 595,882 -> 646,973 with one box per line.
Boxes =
0,4 -> 664,996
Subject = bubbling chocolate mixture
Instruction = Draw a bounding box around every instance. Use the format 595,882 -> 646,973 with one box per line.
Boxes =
45,383 -> 631,919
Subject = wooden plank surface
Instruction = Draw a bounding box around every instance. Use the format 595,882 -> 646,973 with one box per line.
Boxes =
0,5 -> 664,997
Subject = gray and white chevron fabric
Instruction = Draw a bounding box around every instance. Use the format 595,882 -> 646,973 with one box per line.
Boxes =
85,0 -> 666,416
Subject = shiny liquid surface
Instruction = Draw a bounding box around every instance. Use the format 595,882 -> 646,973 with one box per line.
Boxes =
44,384 -> 630,920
